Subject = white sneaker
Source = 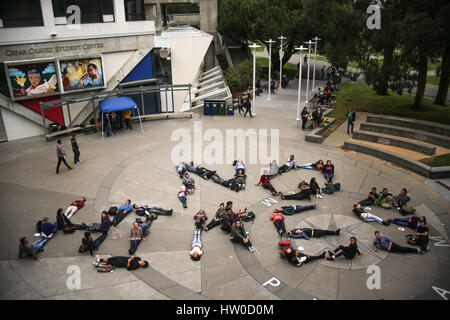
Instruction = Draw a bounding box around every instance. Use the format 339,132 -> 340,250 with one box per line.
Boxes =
318,194 -> 323,199
96,255 -> 100,263
92,261 -> 99,267
249,246 -> 255,252
316,194 -> 319,198
33,233 -> 41,237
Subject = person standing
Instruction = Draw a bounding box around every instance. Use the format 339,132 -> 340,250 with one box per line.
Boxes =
123,109 -> 132,130
56,139 -> 73,174
347,108 -> 356,135
301,106 -> 309,130
237,95 -> 244,115
71,134 -> 81,164
244,99 -> 253,118
104,112 -> 112,137
111,112 -> 118,135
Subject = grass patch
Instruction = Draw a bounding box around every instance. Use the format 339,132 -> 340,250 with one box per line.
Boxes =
249,42 -> 266,52
427,75 -> 449,87
323,82 -> 450,139
420,153 -> 450,167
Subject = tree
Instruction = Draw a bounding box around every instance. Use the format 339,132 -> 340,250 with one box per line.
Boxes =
433,2 -> 450,106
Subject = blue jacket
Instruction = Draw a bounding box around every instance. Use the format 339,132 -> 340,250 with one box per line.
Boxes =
373,235 -> 392,250
42,222 -> 57,236
118,204 -> 132,213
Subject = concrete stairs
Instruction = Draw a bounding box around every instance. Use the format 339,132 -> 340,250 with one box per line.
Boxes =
344,115 -> 450,179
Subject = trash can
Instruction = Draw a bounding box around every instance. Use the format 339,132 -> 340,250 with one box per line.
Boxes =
218,101 -> 226,115
211,101 -> 219,115
227,104 -> 235,116
203,100 -> 212,115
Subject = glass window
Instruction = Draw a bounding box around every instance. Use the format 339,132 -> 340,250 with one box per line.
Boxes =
125,0 -> 145,21
152,49 -> 172,84
0,0 -> 44,28
52,0 -> 114,23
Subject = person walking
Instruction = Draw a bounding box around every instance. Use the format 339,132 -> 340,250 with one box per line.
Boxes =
301,106 -> 309,130
347,108 -> 356,135
71,134 -> 81,164
111,112 -> 118,135
56,139 -> 73,174
237,95 -> 244,115
243,99 -> 253,118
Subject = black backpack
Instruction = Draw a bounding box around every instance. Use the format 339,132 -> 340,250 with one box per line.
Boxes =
135,208 -> 146,216
241,211 -> 255,222
36,220 -> 43,233
108,206 -> 118,216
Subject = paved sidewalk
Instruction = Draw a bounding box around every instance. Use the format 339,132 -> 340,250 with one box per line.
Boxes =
0,82 -> 449,300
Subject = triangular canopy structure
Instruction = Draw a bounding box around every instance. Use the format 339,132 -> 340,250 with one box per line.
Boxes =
99,96 -> 144,139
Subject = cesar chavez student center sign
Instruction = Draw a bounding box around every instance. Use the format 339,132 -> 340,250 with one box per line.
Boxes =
4,43 -> 105,58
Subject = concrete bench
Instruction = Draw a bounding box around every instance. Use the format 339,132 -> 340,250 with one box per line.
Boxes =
344,140 -> 450,179
367,115 -> 450,137
360,122 -> 450,148
45,124 -> 96,141
352,131 -> 436,155
305,117 -> 336,143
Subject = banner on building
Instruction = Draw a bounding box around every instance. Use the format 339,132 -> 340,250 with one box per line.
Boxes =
58,56 -> 106,93
5,60 -> 60,101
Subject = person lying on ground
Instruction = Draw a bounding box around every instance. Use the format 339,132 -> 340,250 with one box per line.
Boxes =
387,216 -> 426,230
16,237 -> 46,261
278,155 -> 298,174
288,227 -> 340,240
279,236 -> 326,267
182,173 -> 196,194
376,188 -> 395,209
274,203 -> 316,216
128,221 -> 146,255
326,237 -> 362,261
93,255 -> 149,271
196,166 -> 216,180
373,231 -> 421,254
83,211 -> 111,234
190,229 -> 203,261
280,184 -> 311,201
133,204 -> 173,216
309,177 -> 323,199
41,217 -> 57,238
233,159 -> 246,175
79,232 -> 96,257
358,187 -> 378,207
112,199 -> 133,226
297,160 -> 324,172
322,177 -> 341,194
176,161 -> 187,178
270,209 -> 287,236
205,203 -> 226,231
56,208 -> 84,231
323,160 -> 335,181
194,209 -> 208,230
256,170 -> 280,196
178,186 -> 188,209
230,220 -> 255,252
64,197 -> 86,219
405,219 -> 429,253
352,203 -> 390,226
185,161 -> 198,174
392,188 -> 415,215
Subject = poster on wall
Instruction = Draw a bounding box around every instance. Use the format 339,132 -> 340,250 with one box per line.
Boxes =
58,57 -> 106,93
5,60 -> 60,101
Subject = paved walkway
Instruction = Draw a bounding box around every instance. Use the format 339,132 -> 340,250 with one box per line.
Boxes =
0,80 -> 449,300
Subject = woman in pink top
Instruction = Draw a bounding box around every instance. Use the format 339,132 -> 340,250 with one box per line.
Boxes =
128,222 -> 146,254
270,208 -> 287,236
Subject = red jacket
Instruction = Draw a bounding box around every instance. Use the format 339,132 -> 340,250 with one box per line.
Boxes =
71,200 -> 85,209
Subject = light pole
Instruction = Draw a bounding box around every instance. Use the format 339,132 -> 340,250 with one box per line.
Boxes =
295,46 -> 307,121
277,35 -> 287,90
265,39 -> 276,100
312,36 -> 321,94
304,40 -> 314,105
249,43 -> 261,116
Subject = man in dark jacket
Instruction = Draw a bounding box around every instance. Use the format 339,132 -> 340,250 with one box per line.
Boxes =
347,108 -> 356,135
327,237 -> 362,260
71,134 -> 81,164
94,256 -> 149,271
230,220 -> 255,252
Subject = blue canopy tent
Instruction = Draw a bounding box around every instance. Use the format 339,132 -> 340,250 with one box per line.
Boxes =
99,96 -> 144,139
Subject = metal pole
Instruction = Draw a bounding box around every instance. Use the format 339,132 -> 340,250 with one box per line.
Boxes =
140,86 -> 145,116
249,43 -> 260,116
278,35 -> 287,90
188,83 -> 192,111
265,39 -> 276,100
40,102 -> 46,136
135,106 -> 144,133
304,40 -> 314,105
312,37 -> 321,94
165,83 -> 169,115
295,46 -> 307,121
67,102 -> 72,129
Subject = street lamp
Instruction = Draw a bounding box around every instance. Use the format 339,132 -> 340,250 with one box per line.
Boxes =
249,43 -> 261,116
265,39 -> 276,100
312,36 -> 321,94
304,40 -> 314,105
277,35 -> 287,90
295,46 -> 307,121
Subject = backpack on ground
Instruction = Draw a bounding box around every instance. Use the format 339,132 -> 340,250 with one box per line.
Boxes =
63,227 -> 75,234
36,220 -> 43,233
135,208 -> 146,216
241,211 -> 255,222
108,206 -> 118,216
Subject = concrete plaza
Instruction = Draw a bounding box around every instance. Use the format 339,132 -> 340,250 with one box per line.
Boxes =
0,80 -> 449,300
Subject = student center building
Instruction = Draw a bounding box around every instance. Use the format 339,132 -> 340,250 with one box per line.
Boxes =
0,0 -> 229,141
